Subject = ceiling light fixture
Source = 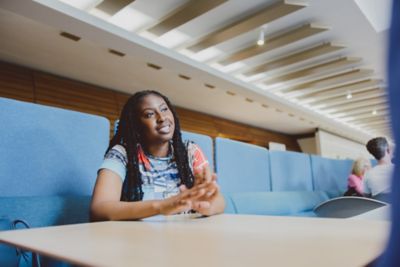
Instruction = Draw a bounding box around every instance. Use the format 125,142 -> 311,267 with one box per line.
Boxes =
372,109 -> 378,115
346,91 -> 352,99
257,26 -> 265,46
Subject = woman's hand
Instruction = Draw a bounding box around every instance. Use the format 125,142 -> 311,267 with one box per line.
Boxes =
182,167 -> 225,216
156,183 -> 209,215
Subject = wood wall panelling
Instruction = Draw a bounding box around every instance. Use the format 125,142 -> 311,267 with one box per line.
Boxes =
0,61 -> 34,102
0,61 -> 301,151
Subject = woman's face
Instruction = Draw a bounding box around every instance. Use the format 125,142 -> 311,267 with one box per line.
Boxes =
137,94 -> 175,145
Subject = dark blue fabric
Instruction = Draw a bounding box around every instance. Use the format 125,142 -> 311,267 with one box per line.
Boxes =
0,196 -> 91,267
0,97 -> 109,197
0,196 -> 91,227
378,1 -> 400,266
0,218 -> 19,267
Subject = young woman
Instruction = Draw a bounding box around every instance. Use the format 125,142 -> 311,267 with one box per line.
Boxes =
90,90 -> 225,221
344,157 -> 371,197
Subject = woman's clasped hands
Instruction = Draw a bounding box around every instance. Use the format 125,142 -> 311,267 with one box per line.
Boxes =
157,167 -> 220,216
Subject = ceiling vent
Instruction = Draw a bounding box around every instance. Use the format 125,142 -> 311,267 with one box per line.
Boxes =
59,31 -> 81,41
108,49 -> 125,57
147,63 -> 162,70
178,74 -> 191,80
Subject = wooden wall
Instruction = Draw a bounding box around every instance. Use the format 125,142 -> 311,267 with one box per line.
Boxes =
0,61 -> 301,151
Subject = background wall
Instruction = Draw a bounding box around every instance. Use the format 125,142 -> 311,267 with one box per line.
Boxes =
315,129 -> 372,159
297,136 -> 318,155
0,61 -> 301,151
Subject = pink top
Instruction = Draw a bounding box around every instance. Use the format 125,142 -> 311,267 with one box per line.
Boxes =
347,174 -> 363,195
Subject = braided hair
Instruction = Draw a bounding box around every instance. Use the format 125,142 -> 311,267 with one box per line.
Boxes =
106,90 -> 194,201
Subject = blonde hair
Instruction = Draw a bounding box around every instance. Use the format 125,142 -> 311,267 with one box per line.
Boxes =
351,157 -> 371,177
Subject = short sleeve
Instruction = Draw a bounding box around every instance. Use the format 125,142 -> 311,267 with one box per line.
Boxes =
98,145 -> 127,181
186,141 -> 209,175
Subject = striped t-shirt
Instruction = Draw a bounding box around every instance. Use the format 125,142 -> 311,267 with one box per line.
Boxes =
99,141 -> 209,200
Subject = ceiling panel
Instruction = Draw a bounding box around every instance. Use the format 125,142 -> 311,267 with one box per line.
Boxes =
187,0 -> 305,52
0,0 -> 391,142
219,24 -> 327,65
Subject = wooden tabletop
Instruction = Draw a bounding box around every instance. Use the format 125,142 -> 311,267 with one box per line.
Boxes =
0,214 -> 389,267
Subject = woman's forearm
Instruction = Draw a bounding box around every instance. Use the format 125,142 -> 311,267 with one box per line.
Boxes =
90,199 -> 161,221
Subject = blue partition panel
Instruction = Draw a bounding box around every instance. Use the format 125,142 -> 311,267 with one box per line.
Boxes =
215,137 -> 271,193
310,155 -> 353,196
181,131 -> 214,170
269,150 -> 313,191
0,98 -> 110,196
230,191 -> 329,217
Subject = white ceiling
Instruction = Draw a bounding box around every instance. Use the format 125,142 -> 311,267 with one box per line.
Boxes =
0,0 -> 392,143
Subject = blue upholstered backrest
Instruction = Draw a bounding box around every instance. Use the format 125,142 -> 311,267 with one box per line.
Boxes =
215,137 -> 271,193
0,97 -> 110,196
229,191 -> 329,217
310,155 -> 353,196
269,150 -> 313,191
181,130 -> 214,170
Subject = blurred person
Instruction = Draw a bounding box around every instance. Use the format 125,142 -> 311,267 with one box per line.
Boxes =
362,137 -> 394,198
344,157 -> 371,196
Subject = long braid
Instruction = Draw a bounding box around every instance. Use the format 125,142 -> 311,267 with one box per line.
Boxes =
104,90 -> 194,202
162,97 -> 195,189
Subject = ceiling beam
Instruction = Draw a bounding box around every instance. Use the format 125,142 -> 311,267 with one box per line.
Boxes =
320,95 -> 387,110
263,57 -> 361,85
364,125 -> 392,132
243,43 -> 344,76
354,115 -> 388,124
298,80 -> 383,101
187,0 -> 305,52
282,69 -> 374,94
324,98 -> 387,113
311,88 -> 385,106
147,0 -> 227,36
343,109 -> 389,121
357,120 -> 390,127
95,0 -> 135,15
331,104 -> 387,117
219,24 -> 327,65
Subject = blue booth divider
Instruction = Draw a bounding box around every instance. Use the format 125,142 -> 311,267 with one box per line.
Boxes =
215,137 -> 271,193
229,191 -> 329,217
181,130 -> 214,170
269,150 -> 313,191
310,155 -> 353,197
0,97 -> 110,266
0,97 -> 109,197
0,97 -> 365,221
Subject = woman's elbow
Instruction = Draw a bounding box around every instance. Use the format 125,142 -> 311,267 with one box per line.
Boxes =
90,202 -> 114,222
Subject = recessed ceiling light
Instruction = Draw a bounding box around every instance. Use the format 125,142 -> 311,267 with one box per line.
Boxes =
226,91 -> 236,96
346,91 -> 352,99
245,98 -> 254,103
257,30 -> 265,46
257,26 -> 267,46
372,110 -> 378,115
